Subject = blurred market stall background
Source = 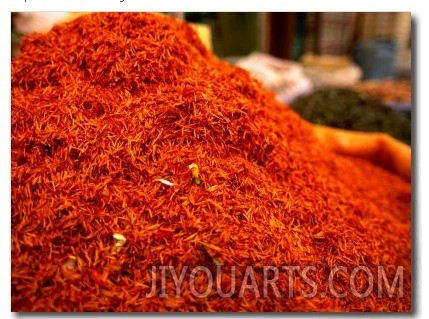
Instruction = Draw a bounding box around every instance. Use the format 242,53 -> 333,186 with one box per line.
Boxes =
11,12 -> 412,145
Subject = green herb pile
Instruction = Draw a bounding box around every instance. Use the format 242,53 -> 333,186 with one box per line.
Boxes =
290,88 -> 411,145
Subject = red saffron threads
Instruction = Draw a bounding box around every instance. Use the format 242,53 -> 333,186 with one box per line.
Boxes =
12,12 -> 411,312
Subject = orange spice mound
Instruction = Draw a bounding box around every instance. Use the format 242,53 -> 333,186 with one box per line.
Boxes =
353,80 -> 412,104
11,13 -> 411,312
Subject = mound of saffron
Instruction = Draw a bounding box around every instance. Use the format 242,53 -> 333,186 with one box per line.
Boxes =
12,12 -> 411,312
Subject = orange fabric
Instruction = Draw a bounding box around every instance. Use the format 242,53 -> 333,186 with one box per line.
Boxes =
313,125 -> 411,181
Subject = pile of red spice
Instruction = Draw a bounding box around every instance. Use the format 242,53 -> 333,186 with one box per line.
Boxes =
353,79 -> 412,104
12,13 -> 411,312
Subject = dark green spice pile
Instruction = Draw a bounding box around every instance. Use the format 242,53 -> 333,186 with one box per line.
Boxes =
290,88 -> 411,145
